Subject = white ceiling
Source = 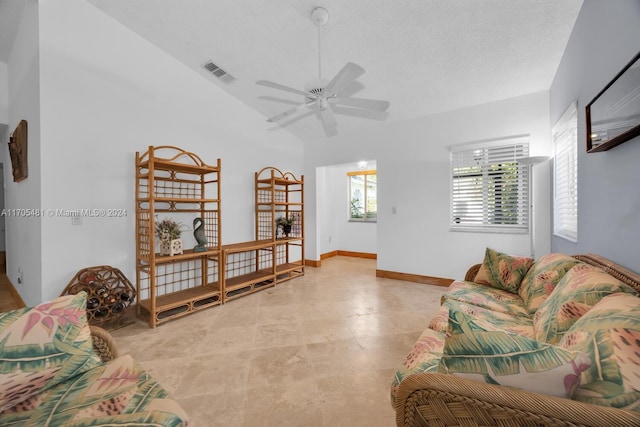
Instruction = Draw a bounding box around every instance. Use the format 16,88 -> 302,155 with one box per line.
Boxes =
1,0 -> 583,141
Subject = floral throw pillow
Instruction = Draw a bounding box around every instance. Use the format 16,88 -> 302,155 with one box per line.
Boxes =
474,247 -> 534,293
533,263 -> 638,345
438,309 -> 590,398
518,253 -> 581,315
0,292 -> 102,412
560,293 -> 640,410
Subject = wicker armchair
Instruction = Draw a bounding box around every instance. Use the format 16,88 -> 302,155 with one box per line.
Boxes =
395,372 -> 640,427
89,325 -> 119,362
395,254 -> 640,427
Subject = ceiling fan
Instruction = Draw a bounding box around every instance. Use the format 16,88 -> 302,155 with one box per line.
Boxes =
257,7 -> 390,137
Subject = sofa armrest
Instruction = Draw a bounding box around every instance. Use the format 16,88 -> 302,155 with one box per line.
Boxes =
90,325 -> 120,362
395,372 -> 640,427
464,264 -> 481,282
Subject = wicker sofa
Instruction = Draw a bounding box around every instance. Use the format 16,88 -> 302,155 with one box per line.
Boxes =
392,251 -> 640,427
0,292 -> 188,426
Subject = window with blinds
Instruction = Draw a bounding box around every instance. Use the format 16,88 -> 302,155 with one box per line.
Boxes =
553,102 -> 578,242
450,138 -> 529,232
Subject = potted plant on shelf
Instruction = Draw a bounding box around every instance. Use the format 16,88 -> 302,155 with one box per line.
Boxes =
275,216 -> 295,238
155,217 -> 184,256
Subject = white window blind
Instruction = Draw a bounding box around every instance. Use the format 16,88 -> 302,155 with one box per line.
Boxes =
553,102 -> 578,242
450,139 -> 529,232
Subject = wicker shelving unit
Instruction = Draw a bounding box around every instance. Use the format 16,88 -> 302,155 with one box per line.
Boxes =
135,146 -> 221,328
221,240 -> 276,302
255,167 -> 304,283
218,167 -> 304,303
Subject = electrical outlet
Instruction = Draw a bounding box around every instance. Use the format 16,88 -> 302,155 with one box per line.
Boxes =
17,267 -> 23,285
392,206 -> 397,214
328,236 -> 332,243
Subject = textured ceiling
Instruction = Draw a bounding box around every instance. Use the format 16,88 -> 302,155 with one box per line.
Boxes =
2,0 -> 583,141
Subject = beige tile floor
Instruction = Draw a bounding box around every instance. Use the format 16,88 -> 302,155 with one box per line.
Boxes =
110,256 -> 446,427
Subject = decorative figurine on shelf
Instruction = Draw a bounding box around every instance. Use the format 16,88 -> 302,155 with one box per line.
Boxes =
276,216 -> 294,238
155,217 -> 184,256
193,217 -> 208,252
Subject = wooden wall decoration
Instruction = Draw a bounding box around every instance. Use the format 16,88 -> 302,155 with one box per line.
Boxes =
8,120 -> 28,182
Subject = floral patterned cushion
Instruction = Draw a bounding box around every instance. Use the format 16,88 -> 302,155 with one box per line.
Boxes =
438,309 -> 591,398
428,304 -> 451,334
390,328 -> 445,406
533,263 -> 638,345
441,280 -> 529,317
429,299 -> 535,338
0,292 -> 101,412
518,253 -> 581,315
474,247 -> 534,293
560,293 -> 640,410
0,354 -> 189,426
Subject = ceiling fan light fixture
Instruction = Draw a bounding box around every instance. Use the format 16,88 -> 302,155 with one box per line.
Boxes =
304,77 -> 328,98
256,6 -> 390,136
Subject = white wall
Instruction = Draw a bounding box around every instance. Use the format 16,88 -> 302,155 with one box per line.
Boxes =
306,91 -> 551,280
316,162 -> 377,255
4,0 -> 42,306
6,0 -> 303,303
549,0 -> 640,272
0,62 -> 8,125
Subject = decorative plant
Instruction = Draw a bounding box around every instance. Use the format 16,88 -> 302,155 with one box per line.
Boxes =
275,216 -> 295,236
155,218 -> 183,241
350,197 -> 363,218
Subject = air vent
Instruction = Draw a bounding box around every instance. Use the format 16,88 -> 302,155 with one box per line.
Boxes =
203,61 -> 235,84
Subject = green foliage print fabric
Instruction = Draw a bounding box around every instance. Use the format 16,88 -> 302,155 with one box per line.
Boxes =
0,292 -> 101,412
474,247 -> 534,293
439,309 -> 590,398
390,327 -> 445,406
441,280 -> 529,318
533,263 -> 638,345
561,293 -> 640,410
433,299 -> 535,338
0,354 -> 188,426
518,253 -> 581,315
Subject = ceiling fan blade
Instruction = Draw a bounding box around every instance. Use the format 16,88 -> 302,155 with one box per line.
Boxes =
329,96 -> 390,112
267,101 -> 314,122
257,80 -> 311,98
323,62 -> 365,95
332,105 -> 389,121
319,107 -> 338,136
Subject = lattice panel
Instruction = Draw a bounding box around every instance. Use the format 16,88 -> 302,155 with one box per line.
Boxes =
206,257 -> 220,285
289,211 -> 303,237
276,243 -> 302,265
225,248 -> 272,279
276,245 -> 287,266
137,259 -> 211,300
257,188 -> 272,204
204,210 -> 219,247
257,211 -> 273,240
137,211 -> 151,258
257,248 -> 273,270
138,175 -> 150,199
153,170 -> 201,199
